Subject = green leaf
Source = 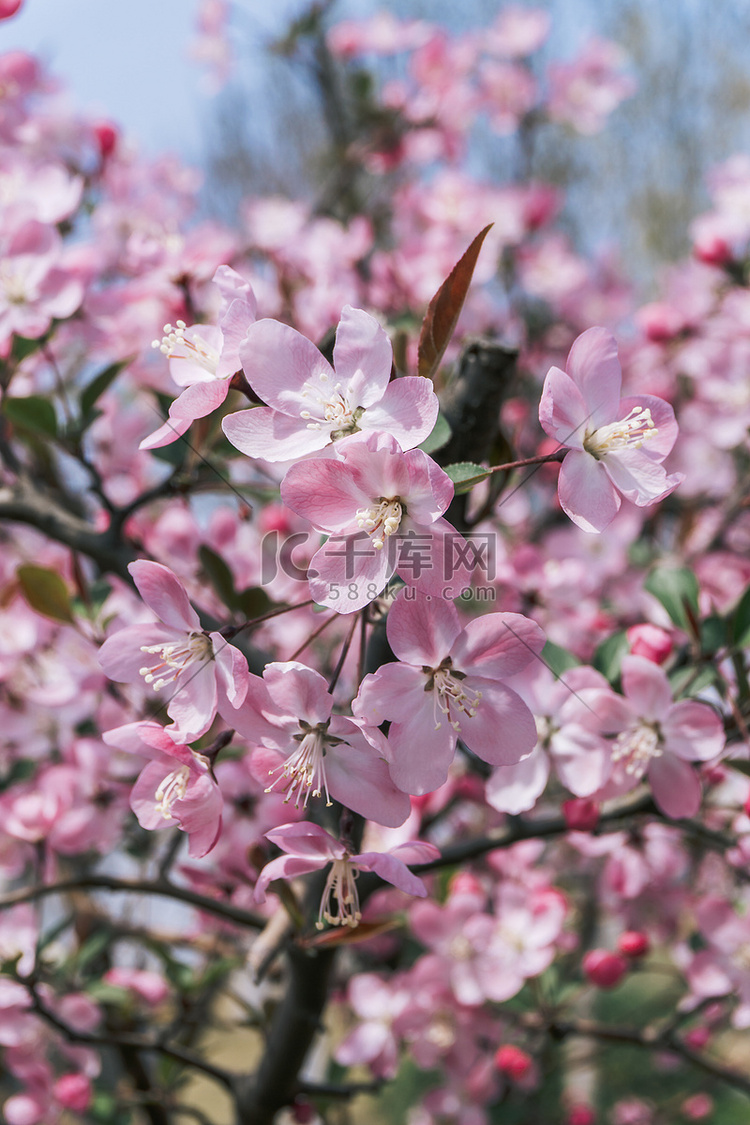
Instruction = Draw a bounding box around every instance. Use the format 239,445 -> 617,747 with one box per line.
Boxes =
444,461 -> 491,494
541,640 -> 580,678
700,614 -> 726,655
644,567 -> 700,634
593,631 -> 630,684
417,411 -> 452,455
417,224 -> 493,380
236,585 -> 272,619
80,359 -> 129,420
17,564 -> 74,624
10,335 -> 44,364
732,585 -> 750,649
199,545 -> 237,610
4,394 -> 58,439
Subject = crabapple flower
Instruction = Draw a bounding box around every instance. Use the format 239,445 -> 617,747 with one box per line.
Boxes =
254,821 -> 439,929
585,655 -> 725,818
281,431 -> 471,612
140,265 -> 257,449
485,663 -> 613,814
229,661 -> 411,827
222,304 -> 438,461
0,218 -> 83,351
539,327 -> 683,532
103,720 -> 223,858
355,591 -> 544,794
98,560 -> 248,738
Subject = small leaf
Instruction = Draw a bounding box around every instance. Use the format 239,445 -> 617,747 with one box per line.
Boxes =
417,411 -> 452,455
80,359 -> 130,421
199,545 -> 237,610
700,614 -> 726,655
444,461 -> 491,494
11,335 -> 44,364
17,564 -> 74,624
4,395 -> 58,439
541,640 -> 580,678
593,631 -> 629,684
236,585 -> 272,619
644,567 -> 700,634
417,224 -> 493,380
732,585 -> 750,649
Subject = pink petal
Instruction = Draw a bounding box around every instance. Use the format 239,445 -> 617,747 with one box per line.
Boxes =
263,661 -> 332,725
139,415 -> 192,450
620,655 -> 672,721
324,720 -> 411,828
551,727 -> 612,796
307,534 -> 395,612
332,305 -> 393,407
618,394 -> 679,459
603,449 -> 683,507
254,854 -> 327,903
130,760 -> 176,831
239,319 -> 334,411
386,590 -> 460,666
168,378 -> 229,421
538,366 -> 588,447
222,407 -> 331,461
662,700 -> 725,761
485,745 -> 550,814
360,377 -> 439,450
281,459 -> 370,532
353,851 -> 428,897
558,449 -> 621,533
178,772 -> 223,858
648,753 -> 701,818
565,327 -> 622,426
456,679 -> 537,766
265,821 -> 343,860
99,623 -> 183,684
211,634 -> 249,708
128,561 -> 201,631
165,660 -> 218,739
354,662 -> 430,726
451,612 -> 546,679
387,695 -> 457,795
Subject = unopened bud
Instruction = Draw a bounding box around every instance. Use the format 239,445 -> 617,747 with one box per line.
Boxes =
617,931 -> 650,958
563,798 -> 600,832
626,624 -> 672,664
494,1044 -> 532,1081
53,1074 -> 92,1112
582,949 -> 628,989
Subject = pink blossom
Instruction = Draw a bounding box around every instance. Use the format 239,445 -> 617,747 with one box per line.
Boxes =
539,327 -> 683,532
547,39 -> 636,135
222,305 -> 438,461
254,821 -> 439,929
486,7 -> 551,58
98,560 -> 248,738
355,591 -> 544,794
230,660 -> 411,827
102,968 -> 170,1006
140,265 -> 257,449
103,720 -> 223,858
0,218 -> 83,351
586,656 -> 725,818
281,431 -> 467,613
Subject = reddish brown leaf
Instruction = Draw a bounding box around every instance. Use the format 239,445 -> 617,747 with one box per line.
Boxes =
417,224 -> 493,380
299,918 -> 400,949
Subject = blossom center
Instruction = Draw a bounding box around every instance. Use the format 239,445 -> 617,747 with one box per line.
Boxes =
139,632 -> 213,691
264,723 -> 337,809
316,857 -> 362,929
611,723 -> 662,779
154,765 -> 190,819
152,321 -> 221,376
583,406 -> 658,460
298,375 -> 363,438
427,660 -> 482,733
356,497 -> 403,549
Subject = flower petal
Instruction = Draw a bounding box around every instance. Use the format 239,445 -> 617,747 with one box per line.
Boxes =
558,449 -> 621,533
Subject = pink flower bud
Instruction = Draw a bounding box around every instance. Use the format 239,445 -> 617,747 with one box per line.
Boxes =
693,232 -> 732,267
626,624 -> 672,664
582,949 -> 628,989
494,1044 -> 533,1080
566,1107 -> 597,1125
93,121 -> 118,160
53,1074 -> 92,1113
684,1026 -> 711,1050
563,798 -> 600,832
291,1097 -> 315,1123
0,0 -> 22,18
617,931 -> 650,958
681,1094 -> 713,1120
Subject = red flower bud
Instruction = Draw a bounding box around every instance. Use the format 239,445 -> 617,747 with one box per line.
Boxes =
582,949 -> 628,989
617,931 -> 650,958
626,623 -> 673,664
494,1044 -> 533,1081
0,0 -> 22,19
93,121 -> 118,160
563,798 -> 600,832
566,1106 -> 597,1125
